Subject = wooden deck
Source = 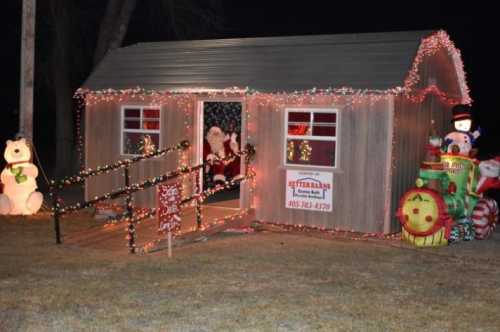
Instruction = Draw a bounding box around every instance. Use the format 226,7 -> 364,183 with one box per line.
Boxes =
63,199 -> 254,253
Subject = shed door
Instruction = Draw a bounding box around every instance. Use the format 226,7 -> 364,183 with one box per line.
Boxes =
201,101 -> 242,205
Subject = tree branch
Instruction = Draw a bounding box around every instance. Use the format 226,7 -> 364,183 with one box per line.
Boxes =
93,0 -> 123,67
106,0 -> 137,60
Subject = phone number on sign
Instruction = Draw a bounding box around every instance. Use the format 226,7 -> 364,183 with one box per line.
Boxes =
287,200 -> 331,211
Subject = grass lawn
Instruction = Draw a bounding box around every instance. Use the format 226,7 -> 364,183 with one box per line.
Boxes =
1,213 -> 499,331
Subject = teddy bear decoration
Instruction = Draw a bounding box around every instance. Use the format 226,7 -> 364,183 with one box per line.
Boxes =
0,137 -> 43,215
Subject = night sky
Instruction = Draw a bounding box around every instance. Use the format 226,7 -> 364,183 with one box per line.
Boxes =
1,1 -> 497,172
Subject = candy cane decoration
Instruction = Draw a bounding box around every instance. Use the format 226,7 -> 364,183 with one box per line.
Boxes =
471,198 -> 499,240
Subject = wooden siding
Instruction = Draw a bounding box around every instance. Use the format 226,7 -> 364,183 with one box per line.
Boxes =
85,94 -> 392,233
250,95 -> 392,233
85,96 -> 196,208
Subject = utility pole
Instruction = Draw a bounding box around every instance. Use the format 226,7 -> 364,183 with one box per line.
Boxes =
19,0 -> 36,141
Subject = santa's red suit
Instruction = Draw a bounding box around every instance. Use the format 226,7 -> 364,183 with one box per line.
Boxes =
203,127 -> 241,183
476,158 -> 500,194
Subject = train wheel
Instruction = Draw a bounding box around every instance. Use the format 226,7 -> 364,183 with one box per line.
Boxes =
471,198 -> 499,240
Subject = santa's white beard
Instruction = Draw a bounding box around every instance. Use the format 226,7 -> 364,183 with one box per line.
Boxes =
207,137 -> 225,158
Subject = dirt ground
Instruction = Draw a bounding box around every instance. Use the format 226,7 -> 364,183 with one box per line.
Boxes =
1,213 -> 499,331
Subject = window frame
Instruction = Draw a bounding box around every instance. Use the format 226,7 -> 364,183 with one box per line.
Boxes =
120,105 -> 162,156
283,107 -> 339,169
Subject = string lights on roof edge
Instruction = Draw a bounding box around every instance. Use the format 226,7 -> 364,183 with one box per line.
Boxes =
73,30 -> 471,107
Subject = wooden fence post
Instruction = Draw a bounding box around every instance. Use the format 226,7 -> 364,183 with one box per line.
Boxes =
195,170 -> 202,229
52,185 -> 61,244
124,166 -> 135,253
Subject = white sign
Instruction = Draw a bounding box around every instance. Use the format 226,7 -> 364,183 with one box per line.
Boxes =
286,170 -> 333,212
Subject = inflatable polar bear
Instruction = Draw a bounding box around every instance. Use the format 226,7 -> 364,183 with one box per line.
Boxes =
0,138 -> 43,215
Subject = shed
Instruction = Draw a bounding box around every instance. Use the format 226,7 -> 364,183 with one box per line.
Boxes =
79,30 -> 470,233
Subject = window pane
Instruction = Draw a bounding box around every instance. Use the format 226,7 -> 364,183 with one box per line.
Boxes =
124,108 -> 140,117
143,108 -> 160,119
123,132 -> 142,155
314,112 -> 336,124
288,123 -> 311,136
124,120 -> 140,129
286,139 -> 336,167
143,120 -> 160,130
149,134 -> 160,150
312,124 -> 336,137
123,133 -> 160,155
288,112 -> 310,123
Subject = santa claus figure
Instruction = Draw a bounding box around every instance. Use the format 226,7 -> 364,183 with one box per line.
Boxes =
203,126 -> 241,184
476,157 -> 500,194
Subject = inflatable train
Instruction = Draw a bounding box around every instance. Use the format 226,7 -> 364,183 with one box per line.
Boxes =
397,137 -> 499,247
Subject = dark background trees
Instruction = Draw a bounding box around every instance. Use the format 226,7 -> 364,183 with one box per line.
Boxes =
4,0 -> 223,179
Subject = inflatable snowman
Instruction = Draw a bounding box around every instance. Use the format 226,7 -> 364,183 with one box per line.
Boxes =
443,104 -> 480,157
0,138 -> 43,215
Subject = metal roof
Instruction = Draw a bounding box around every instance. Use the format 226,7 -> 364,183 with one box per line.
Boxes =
83,30 -> 435,92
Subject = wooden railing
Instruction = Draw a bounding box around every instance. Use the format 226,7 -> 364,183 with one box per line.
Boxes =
49,141 -> 255,253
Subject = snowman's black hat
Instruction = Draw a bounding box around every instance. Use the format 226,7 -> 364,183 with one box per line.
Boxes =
451,104 -> 472,122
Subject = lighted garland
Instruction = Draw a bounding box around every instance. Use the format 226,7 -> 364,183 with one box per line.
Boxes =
98,168 -> 255,253
198,208 -> 251,232
404,30 -> 471,104
75,100 -> 85,169
75,87 -> 247,107
56,163 -> 202,215
62,161 -> 254,252
55,146 -> 255,215
406,84 -> 464,105
141,207 -> 253,253
125,191 -> 135,253
52,140 -> 190,188
261,221 -> 401,241
104,169 -> 255,233
184,171 -> 256,208
75,86 -> 404,108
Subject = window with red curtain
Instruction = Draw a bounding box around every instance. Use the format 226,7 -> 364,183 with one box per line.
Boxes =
121,106 -> 161,155
285,109 -> 338,168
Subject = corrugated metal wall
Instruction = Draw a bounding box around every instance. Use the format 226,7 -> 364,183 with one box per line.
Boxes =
389,95 -> 452,230
389,47 -> 456,231
250,95 -> 391,233
85,94 -> 392,233
85,96 -> 196,207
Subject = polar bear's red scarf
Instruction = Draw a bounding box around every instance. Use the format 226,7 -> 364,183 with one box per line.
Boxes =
6,160 -> 30,169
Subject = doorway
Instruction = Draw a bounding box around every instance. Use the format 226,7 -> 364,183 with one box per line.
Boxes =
200,101 -> 243,207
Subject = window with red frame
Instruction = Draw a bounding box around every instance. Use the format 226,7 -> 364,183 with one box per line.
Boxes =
285,109 -> 338,168
121,106 -> 161,155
